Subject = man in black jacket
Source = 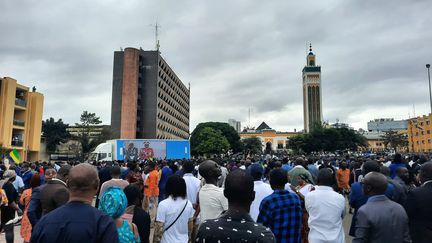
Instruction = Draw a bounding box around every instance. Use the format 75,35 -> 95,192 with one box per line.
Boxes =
39,165 -> 71,215
404,162 -> 432,243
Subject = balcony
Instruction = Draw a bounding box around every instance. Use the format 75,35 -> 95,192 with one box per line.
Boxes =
15,98 -> 27,108
13,119 -> 25,127
11,140 -> 23,147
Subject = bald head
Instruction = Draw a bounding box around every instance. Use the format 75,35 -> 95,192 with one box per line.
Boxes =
67,163 -> 99,195
420,162 -> 432,184
363,172 -> 388,196
44,168 -> 57,181
198,160 -> 221,182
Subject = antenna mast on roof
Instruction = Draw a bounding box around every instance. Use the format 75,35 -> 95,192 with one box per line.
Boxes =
248,108 -> 251,128
153,22 -> 161,51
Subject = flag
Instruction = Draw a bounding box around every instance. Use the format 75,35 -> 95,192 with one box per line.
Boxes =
9,149 -> 21,163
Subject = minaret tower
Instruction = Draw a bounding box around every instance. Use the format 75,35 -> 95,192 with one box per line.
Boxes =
302,44 -> 322,132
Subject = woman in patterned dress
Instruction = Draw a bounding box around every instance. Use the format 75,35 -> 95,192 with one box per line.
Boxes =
19,174 -> 40,243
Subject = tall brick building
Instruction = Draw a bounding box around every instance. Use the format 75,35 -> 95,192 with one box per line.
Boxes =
111,48 -> 190,140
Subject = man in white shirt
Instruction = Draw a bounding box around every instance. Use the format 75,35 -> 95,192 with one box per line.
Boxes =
198,160 -> 228,221
248,163 -> 273,221
182,161 -> 201,206
305,168 -> 346,243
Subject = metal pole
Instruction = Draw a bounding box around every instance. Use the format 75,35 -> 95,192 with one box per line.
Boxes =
427,64 -> 431,114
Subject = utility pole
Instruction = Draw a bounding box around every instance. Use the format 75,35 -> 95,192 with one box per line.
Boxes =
427,64 -> 431,114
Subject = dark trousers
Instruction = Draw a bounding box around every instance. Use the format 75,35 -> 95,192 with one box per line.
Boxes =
4,224 -> 14,243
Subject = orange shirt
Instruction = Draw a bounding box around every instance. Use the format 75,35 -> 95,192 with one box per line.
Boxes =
336,168 -> 351,190
144,170 -> 159,197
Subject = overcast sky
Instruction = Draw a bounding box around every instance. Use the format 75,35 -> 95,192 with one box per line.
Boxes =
1,0 -> 431,132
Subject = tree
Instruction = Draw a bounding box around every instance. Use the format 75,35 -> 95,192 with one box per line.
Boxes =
42,118 -> 71,154
242,137 -> 262,156
75,111 -> 103,157
381,130 -> 408,152
193,127 -> 230,156
288,126 -> 367,154
191,122 -> 241,155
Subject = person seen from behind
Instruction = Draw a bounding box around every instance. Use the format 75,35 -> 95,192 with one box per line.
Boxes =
99,187 -> 140,243
20,174 -> 40,243
153,175 -> 194,243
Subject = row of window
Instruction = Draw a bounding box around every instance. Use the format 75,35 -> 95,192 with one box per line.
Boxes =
158,80 -> 189,116
157,108 -> 189,133
157,97 -> 189,126
156,121 -> 188,139
158,60 -> 189,95
158,72 -> 189,104
416,139 -> 432,145
414,130 -> 431,136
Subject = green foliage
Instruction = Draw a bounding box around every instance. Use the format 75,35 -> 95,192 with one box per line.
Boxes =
288,125 -> 367,153
75,111 -> 103,156
193,127 -> 230,156
381,130 -> 408,152
242,136 -> 263,155
191,122 -> 241,155
42,118 -> 71,154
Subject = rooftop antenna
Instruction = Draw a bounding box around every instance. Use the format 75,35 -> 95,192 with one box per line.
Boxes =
248,108 -> 251,128
153,22 -> 161,51
413,104 -> 416,117
120,47 -> 123,51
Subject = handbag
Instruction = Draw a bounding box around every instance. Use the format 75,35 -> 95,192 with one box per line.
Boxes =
164,200 -> 188,231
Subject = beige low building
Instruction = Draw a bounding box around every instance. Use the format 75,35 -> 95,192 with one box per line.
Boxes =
240,122 -> 299,151
0,77 -> 44,161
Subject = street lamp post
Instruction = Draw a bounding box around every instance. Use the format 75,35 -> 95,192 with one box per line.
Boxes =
427,64 -> 431,114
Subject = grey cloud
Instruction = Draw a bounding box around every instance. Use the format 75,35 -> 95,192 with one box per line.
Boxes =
1,0 -> 432,133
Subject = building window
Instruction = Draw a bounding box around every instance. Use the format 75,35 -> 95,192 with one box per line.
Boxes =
421,122 -> 424,126
427,121 -> 430,125
422,131 -> 425,135
428,139 -> 431,144
422,140 -> 425,144
428,130 -> 431,134
417,141 -> 420,145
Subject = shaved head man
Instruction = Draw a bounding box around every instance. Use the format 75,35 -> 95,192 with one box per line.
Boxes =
353,172 -> 410,243
31,163 -> 120,243
198,160 -> 221,185
197,160 -> 227,221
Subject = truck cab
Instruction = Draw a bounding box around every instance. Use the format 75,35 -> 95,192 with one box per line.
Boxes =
90,142 -> 113,162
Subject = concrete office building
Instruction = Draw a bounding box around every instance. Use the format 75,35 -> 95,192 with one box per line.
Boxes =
111,48 -> 190,140
303,44 -> 323,132
228,119 -> 242,133
0,77 -> 44,161
367,118 -> 408,132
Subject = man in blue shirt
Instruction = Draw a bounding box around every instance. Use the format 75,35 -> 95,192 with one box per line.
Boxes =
30,163 -> 119,243
158,160 -> 173,202
20,163 -> 33,189
258,168 -> 302,243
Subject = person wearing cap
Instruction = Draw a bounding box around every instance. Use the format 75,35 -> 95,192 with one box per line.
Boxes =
0,170 -> 23,243
248,163 -> 273,222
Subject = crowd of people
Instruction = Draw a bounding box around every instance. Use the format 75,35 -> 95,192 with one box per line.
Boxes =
0,153 -> 431,242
